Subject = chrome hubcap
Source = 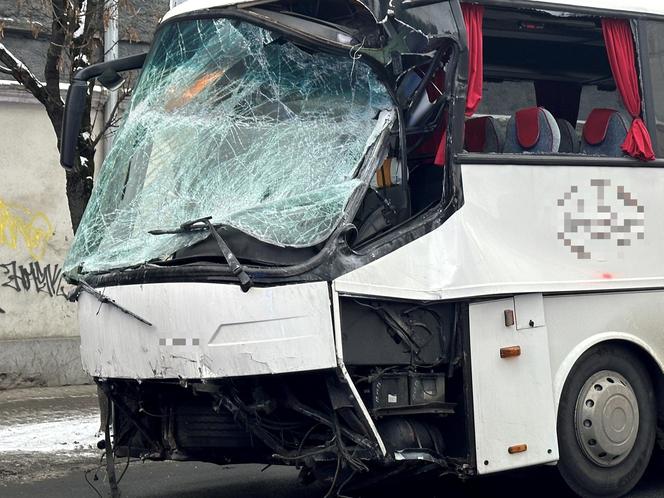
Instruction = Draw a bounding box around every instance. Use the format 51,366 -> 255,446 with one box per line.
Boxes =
575,370 -> 639,467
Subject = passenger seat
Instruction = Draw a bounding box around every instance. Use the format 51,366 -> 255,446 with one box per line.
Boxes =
581,109 -> 628,157
503,107 -> 560,154
557,119 -> 580,154
464,116 -> 502,153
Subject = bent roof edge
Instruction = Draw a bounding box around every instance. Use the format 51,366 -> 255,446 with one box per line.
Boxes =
162,0 -> 664,24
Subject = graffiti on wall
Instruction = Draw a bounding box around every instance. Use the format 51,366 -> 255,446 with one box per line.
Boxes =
0,197 -> 54,260
0,261 -> 66,298
0,197 -> 65,304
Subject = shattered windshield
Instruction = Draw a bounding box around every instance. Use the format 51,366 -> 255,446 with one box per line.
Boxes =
64,17 -> 395,275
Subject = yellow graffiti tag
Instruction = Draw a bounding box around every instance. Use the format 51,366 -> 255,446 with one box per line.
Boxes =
0,198 -> 54,260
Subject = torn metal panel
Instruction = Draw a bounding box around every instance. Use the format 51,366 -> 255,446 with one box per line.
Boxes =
353,0 -> 459,65
78,281 -> 337,379
354,0 -> 389,22
388,0 -> 458,41
65,17 -> 395,276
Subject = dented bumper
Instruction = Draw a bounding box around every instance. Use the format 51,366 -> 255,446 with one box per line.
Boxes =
79,281 -> 337,379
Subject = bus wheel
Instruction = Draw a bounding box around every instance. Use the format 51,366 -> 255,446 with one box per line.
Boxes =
557,344 -> 656,498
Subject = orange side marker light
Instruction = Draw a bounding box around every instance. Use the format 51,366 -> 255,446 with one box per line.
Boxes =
508,444 -> 528,454
500,346 -> 521,358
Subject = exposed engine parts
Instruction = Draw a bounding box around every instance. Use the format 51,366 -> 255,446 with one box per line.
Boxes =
340,299 -> 460,368
341,298 -> 462,415
98,299 -> 470,496
371,372 -> 452,416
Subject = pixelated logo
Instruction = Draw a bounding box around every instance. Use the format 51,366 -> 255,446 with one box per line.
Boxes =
557,179 -> 645,260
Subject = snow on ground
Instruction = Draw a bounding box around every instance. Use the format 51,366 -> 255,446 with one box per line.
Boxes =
0,386 -> 102,484
0,414 -> 101,455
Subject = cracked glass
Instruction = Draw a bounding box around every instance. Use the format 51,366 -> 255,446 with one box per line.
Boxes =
64,17 -> 395,276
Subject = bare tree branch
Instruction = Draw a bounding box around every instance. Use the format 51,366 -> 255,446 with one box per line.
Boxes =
0,42 -> 60,111
2,0 -> 139,233
91,88 -> 131,149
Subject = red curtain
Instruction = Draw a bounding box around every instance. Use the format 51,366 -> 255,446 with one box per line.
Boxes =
433,3 -> 484,166
601,19 -> 655,161
462,3 -> 484,117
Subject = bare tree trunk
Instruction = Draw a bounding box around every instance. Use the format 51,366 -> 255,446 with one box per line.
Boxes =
66,169 -> 95,233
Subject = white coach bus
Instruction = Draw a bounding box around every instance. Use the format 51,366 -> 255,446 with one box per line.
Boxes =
59,0 -> 664,496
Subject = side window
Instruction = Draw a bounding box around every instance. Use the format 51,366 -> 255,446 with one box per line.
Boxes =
578,86 -> 626,129
645,21 -> 664,157
476,81 -> 535,143
478,81 -> 536,116
463,8 -> 655,159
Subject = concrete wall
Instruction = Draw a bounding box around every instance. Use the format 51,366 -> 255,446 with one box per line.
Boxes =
0,0 -> 170,390
0,89 -> 85,389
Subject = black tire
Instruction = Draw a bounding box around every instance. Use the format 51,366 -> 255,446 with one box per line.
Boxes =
557,344 -> 656,498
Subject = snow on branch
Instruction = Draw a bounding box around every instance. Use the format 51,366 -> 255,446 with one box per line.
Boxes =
0,42 -> 62,109
74,0 -> 88,40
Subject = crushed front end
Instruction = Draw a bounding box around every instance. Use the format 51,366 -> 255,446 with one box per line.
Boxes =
63,0 -> 472,493
89,282 -> 472,492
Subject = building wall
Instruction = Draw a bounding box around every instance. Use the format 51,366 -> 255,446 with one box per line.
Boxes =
0,0 -> 169,389
0,91 -> 83,388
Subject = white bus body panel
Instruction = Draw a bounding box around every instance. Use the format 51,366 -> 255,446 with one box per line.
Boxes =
470,295 -> 558,474
527,0 -> 664,16
336,164 -> 662,299
470,290 -> 664,475
79,281 -> 336,379
545,290 -> 664,410
335,162 -> 664,473
163,0 -> 664,22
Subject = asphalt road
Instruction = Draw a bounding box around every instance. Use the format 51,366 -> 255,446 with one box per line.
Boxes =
1,386 -> 664,498
2,458 -> 664,498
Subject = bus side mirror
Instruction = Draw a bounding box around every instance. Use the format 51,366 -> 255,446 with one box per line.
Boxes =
98,68 -> 125,92
59,52 -> 148,171
60,81 -> 89,170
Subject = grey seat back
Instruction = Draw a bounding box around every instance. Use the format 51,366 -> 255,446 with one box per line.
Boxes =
503,107 -> 561,154
557,119 -> 580,154
464,116 -> 502,153
581,109 -> 628,157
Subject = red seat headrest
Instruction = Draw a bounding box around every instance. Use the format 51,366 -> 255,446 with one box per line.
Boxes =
464,117 -> 489,153
583,108 -> 618,145
515,107 -> 541,149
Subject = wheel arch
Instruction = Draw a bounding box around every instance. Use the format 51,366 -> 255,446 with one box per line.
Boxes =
553,332 -> 664,414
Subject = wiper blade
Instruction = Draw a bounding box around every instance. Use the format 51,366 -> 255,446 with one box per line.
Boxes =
149,217 -> 253,292
67,281 -> 153,327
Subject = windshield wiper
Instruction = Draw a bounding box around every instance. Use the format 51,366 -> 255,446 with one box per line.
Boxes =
149,217 -> 253,292
68,281 -> 153,327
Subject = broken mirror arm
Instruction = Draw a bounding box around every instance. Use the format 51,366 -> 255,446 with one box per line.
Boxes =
67,280 -> 153,326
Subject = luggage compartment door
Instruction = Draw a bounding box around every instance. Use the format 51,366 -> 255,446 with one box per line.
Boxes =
469,294 -> 558,474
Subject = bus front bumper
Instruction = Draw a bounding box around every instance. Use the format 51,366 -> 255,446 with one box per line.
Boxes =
78,281 -> 337,379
